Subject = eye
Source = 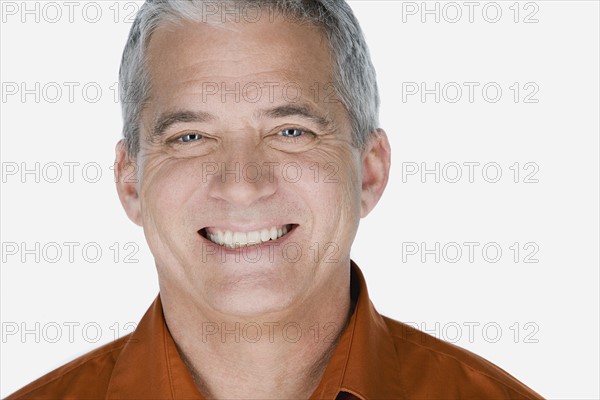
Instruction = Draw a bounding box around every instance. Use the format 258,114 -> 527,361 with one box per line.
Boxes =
279,128 -> 304,138
178,132 -> 203,143
266,126 -> 318,152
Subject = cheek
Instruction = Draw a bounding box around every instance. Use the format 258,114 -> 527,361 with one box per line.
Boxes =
303,144 -> 362,204
293,144 -> 362,227
139,158 -> 201,224
137,158 -> 208,270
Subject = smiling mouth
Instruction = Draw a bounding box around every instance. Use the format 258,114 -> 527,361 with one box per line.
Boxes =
198,224 -> 297,249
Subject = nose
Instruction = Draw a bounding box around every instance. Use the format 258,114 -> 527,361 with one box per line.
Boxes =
207,146 -> 277,208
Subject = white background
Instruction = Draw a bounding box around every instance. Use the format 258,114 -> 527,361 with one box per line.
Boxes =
1,1 -> 599,398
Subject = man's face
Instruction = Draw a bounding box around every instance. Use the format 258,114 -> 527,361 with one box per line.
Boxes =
116,15 -> 389,317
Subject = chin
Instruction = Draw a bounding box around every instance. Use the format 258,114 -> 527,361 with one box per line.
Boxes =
205,282 -> 297,318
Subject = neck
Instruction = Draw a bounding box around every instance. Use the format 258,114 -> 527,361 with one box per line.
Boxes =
160,264 -> 353,400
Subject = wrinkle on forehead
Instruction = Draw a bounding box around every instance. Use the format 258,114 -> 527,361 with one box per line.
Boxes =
146,16 -> 333,83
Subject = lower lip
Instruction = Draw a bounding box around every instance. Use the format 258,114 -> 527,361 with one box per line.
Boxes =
198,225 -> 298,254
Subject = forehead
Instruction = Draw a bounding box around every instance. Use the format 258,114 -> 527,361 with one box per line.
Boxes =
145,16 -> 334,100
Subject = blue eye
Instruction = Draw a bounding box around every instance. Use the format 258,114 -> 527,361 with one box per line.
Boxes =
279,128 -> 304,138
179,133 -> 203,143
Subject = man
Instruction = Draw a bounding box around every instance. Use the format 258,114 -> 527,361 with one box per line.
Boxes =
7,0 -> 544,399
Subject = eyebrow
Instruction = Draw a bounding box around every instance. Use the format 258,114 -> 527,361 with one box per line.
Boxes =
152,103 -> 334,137
152,110 -> 215,137
256,104 -> 334,131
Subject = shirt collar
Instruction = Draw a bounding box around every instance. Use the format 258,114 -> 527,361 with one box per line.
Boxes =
106,260 -> 405,400
105,294 -> 202,399
310,260 -> 406,400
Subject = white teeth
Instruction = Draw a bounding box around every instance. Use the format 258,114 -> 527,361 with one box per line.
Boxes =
233,232 -> 247,247
205,225 -> 291,248
247,231 -> 260,244
260,229 -> 270,242
224,230 -> 233,245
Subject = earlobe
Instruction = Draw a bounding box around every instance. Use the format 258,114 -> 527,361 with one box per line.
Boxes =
360,128 -> 391,218
114,139 -> 143,226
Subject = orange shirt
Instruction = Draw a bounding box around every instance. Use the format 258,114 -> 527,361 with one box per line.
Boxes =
7,261 -> 544,399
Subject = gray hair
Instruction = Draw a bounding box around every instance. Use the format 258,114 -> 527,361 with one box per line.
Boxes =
119,0 -> 379,156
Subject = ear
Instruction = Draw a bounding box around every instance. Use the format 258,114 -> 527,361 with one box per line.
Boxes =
360,128 -> 391,218
114,139 -> 142,226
